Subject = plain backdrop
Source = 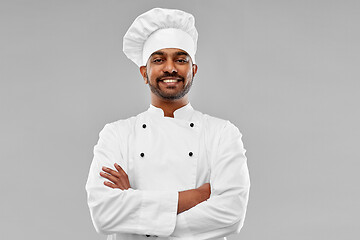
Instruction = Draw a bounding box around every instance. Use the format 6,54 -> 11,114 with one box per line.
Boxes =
1,0 -> 359,239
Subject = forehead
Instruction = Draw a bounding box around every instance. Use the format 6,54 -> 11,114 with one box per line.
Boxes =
150,48 -> 190,57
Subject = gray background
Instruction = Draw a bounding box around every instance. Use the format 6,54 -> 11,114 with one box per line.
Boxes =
1,0 -> 359,239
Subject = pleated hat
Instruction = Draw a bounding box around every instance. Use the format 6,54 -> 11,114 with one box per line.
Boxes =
123,8 -> 198,67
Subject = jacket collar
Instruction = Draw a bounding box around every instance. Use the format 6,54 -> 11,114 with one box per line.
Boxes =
147,103 -> 194,121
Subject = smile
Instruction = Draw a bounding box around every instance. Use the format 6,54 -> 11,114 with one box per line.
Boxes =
162,79 -> 179,83
158,76 -> 183,83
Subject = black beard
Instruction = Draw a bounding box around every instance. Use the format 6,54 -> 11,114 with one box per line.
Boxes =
147,74 -> 193,100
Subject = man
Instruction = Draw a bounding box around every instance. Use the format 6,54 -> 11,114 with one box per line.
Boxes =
86,8 -> 250,240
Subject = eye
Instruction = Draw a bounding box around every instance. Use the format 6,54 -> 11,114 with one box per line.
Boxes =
152,58 -> 163,63
176,59 -> 188,63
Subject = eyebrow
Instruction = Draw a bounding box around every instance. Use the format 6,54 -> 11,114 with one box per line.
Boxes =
150,51 -> 164,57
150,51 -> 190,58
175,51 -> 189,57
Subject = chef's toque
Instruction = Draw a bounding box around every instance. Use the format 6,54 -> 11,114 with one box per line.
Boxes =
123,8 -> 198,67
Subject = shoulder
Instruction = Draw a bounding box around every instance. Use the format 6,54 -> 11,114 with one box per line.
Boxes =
196,110 -> 241,137
99,112 -> 143,138
108,116 -> 137,131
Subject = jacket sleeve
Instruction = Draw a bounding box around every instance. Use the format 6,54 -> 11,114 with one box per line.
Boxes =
172,121 -> 250,239
85,123 -> 178,236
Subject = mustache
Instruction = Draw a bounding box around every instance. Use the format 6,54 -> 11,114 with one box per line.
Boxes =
156,73 -> 185,82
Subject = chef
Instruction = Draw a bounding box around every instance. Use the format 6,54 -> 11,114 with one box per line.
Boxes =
85,8 -> 250,240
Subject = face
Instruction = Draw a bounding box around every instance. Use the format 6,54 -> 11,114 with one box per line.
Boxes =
140,48 -> 198,101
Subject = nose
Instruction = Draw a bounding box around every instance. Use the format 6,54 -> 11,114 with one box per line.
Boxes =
163,60 -> 177,74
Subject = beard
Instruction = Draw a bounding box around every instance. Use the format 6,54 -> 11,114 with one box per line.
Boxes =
147,73 -> 193,100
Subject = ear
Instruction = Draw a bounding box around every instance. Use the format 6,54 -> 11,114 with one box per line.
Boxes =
139,66 -> 148,84
192,64 -> 198,78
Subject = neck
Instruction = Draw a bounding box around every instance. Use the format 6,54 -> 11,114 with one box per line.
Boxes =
151,95 -> 189,118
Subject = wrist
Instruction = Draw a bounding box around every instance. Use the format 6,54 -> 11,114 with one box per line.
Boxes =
177,183 -> 211,214
196,183 -> 211,204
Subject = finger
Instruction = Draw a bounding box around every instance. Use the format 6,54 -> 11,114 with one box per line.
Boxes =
103,181 -> 117,189
113,164 -> 130,189
100,172 -> 119,184
101,173 -> 128,190
114,163 -> 128,176
102,167 -> 121,178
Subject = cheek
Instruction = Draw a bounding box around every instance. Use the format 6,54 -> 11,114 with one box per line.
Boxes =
147,67 -> 161,80
184,67 -> 193,79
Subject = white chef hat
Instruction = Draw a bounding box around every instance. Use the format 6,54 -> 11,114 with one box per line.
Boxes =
123,8 -> 198,67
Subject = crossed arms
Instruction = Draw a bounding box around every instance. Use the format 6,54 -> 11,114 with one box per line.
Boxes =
85,121 -> 250,238
100,163 -> 211,214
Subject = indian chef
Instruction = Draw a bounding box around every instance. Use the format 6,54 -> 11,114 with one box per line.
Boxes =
85,8 -> 250,240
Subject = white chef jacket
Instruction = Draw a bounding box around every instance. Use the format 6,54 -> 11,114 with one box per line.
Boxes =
85,103 -> 250,240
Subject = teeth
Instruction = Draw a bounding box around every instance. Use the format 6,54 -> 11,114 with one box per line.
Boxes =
163,79 -> 178,83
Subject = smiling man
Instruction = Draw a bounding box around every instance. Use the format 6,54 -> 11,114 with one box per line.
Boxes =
86,8 -> 250,240
144,49 -> 195,99
140,48 -> 197,117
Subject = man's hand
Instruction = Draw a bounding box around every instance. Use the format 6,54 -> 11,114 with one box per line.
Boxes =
100,163 -> 131,190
